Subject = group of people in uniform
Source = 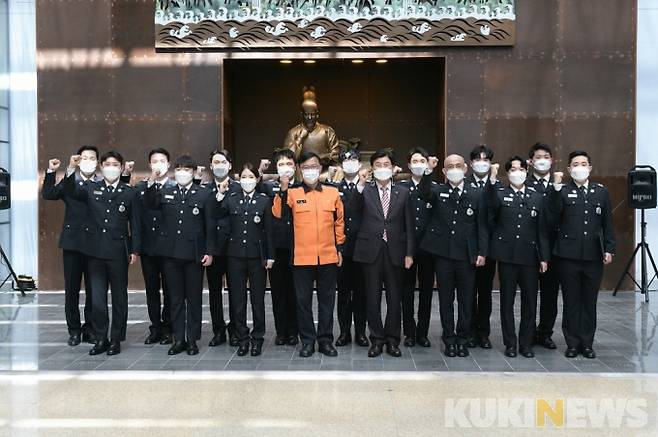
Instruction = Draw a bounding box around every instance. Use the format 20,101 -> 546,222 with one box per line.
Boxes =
42,141 -> 615,360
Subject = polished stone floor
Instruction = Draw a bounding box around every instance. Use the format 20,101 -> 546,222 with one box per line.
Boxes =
1,289 -> 657,373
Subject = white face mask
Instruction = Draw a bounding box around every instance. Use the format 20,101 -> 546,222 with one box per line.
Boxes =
151,161 -> 169,176
409,163 -> 428,177
373,167 -> 393,181
302,168 -> 320,184
212,163 -> 230,178
446,168 -> 465,185
533,158 -> 551,172
175,170 -> 194,186
342,160 -> 361,175
240,178 -> 257,193
570,166 -> 590,183
101,166 -> 121,183
79,159 -> 97,175
508,170 -> 527,186
277,166 -> 295,179
472,160 -> 491,174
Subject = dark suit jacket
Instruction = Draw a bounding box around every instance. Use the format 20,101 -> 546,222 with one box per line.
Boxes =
203,178 -> 241,256
349,182 -> 414,267
135,179 -> 176,256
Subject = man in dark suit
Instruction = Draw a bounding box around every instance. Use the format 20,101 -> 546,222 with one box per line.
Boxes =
42,145 -> 99,346
144,155 -> 215,356
351,148 -> 415,358
204,149 -> 241,347
399,147 -> 436,348
331,147 -> 367,348
135,148 -> 175,345
64,150 -> 142,356
526,143 -> 560,350
487,156 -> 550,358
465,145 -> 499,349
419,154 -> 488,358
548,150 -> 615,359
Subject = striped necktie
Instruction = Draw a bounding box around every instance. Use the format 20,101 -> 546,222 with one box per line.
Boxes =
381,186 -> 389,242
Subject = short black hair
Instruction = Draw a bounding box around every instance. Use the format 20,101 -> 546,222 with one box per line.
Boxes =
299,151 -> 321,165
339,147 -> 361,162
209,148 -> 232,164
148,147 -> 170,162
273,148 -> 295,164
568,150 -> 591,165
505,155 -> 528,172
174,154 -> 197,170
100,150 -> 124,165
470,144 -> 494,161
77,145 -> 99,158
528,142 -> 553,159
370,147 -> 396,166
407,147 -> 429,163
240,162 -> 257,176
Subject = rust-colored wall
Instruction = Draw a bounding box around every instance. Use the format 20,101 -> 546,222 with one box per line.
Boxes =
37,0 -> 636,290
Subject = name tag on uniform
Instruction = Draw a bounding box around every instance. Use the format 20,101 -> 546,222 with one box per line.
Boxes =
272,187 -> 280,192
296,199 -> 306,204
165,195 -> 174,199
93,190 -> 103,196
439,193 -> 449,198
503,196 -> 513,202
568,193 -> 578,198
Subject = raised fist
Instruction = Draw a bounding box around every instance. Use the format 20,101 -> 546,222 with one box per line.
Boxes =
327,166 -> 338,179
124,161 -> 135,174
195,166 -> 206,180
490,163 -> 500,180
69,155 -> 81,168
553,171 -> 564,185
428,156 -> 439,170
259,159 -> 271,174
357,167 -> 369,186
219,178 -> 230,194
48,158 -> 61,171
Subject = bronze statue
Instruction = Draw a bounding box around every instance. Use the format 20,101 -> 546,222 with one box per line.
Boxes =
283,86 -> 340,167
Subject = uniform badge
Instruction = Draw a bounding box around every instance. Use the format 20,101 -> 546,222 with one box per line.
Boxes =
531,209 -> 537,217
590,189 -> 595,193
118,205 -> 126,213
466,207 -> 474,216
193,207 -> 200,215
93,190 -> 103,196
596,206 -> 602,215
239,200 -> 243,204
252,200 -> 257,205
254,215 -> 261,224
426,203 -> 432,209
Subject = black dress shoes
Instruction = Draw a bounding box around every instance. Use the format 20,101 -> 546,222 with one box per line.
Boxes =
274,335 -> 287,346
504,346 -> 517,357
160,333 -> 173,345
457,344 -> 470,357
107,340 -> 121,356
565,347 -> 579,358
582,347 -> 596,359
236,342 -> 250,356
208,332 -> 227,347
335,333 -> 351,347
416,337 -> 431,348
68,334 -> 81,346
386,343 -> 402,357
229,336 -> 240,347
367,343 -> 383,358
187,341 -> 199,356
144,332 -> 161,345
479,337 -> 492,349
299,344 -> 315,358
355,334 -> 369,347
319,343 -> 338,357
445,344 -> 457,357
250,341 -> 263,357
466,337 -> 478,348
82,331 -> 95,344
537,336 -> 557,349
168,341 -> 187,355
519,346 -> 534,358
287,335 -> 299,346
403,336 -> 416,347
89,340 -> 109,356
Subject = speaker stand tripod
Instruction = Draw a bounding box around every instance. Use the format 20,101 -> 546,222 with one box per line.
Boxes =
614,209 -> 658,303
0,244 -> 26,296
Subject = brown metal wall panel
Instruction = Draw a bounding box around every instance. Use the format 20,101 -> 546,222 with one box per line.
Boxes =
484,118 -> 558,161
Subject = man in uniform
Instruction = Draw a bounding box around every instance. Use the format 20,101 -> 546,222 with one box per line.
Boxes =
548,150 -> 615,359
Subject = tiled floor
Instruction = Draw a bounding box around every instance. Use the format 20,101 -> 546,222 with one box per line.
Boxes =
1,288 -> 657,373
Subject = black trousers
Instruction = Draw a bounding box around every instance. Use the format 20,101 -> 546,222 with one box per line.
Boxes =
362,244 -> 402,346
435,256 -> 475,346
269,248 -> 298,338
498,262 -> 539,348
207,255 -> 234,336
227,257 -> 266,344
163,257 -> 204,342
141,254 -> 171,335
336,254 -> 367,337
535,263 -> 560,340
470,257 -> 496,339
87,256 -> 128,342
292,263 -> 337,346
402,249 -> 435,339
556,256 -> 603,349
62,249 -> 93,336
